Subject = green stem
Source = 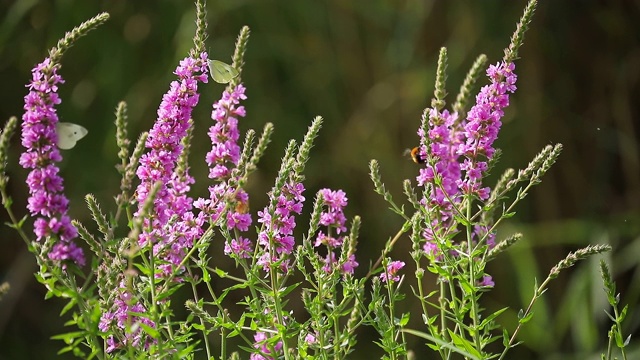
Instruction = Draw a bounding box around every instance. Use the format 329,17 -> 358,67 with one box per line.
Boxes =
612,305 -> 628,360
267,233 -> 291,360
466,199 -> 482,354
365,220 -> 411,280
498,276 -> 551,360
186,267 -> 212,359
383,258 -> 398,360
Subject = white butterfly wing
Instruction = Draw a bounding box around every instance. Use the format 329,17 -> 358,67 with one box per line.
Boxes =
56,122 -> 88,150
209,60 -> 239,84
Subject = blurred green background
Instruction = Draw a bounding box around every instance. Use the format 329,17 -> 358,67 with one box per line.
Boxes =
0,0 -> 639,359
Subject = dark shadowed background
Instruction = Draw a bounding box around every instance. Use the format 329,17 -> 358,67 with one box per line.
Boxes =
0,0 -> 638,359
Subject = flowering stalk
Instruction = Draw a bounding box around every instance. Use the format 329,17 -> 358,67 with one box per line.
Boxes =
196,84 -> 253,258
134,52 -> 209,277
19,13 -> 110,267
313,188 -> 358,275
1,12 -> 112,359
20,59 -> 81,265
300,189 -> 361,358
99,2 -> 210,354
498,244 -> 611,360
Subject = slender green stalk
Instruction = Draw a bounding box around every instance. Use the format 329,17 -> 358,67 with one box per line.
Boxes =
465,199 -> 482,353
498,245 -> 611,360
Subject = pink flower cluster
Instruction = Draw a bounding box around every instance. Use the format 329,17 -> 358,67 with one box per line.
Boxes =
458,62 -> 517,200
20,58 -> 84,266
135,53 -> 209,277
313,189 -> 358,275
416,62 -> 517,261
194,85 -> 253,259
256,181 -> 305,272
98,282 -> 156,353
249,331 -> 283,360
380,260 -> 405,283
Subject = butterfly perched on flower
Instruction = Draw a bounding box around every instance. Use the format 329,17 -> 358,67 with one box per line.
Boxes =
208,60 -> 239,84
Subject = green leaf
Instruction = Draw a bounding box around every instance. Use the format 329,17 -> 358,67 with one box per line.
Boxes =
213,267 -> 228,278
479,307 -> 508,329
51,331 -> 84,344
449,330 -> 482,357
398,312 -> 410,326
277,282 -> 301,298
615,330 -> 624,348
60,297 -> 78,316
619,304 -> 628,322
156,282 -> 185,301
139,322 -> 160,338
518,311 -> 534,324
502,328 -> 510,347
458,279 -> 474,296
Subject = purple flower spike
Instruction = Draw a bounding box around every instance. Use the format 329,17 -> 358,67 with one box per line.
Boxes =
416,109 -> 464,210
195,84 -> 254,260
20,58 -> 84,266
457,62 -> 517,200
312,188 -> 358,275
416,61 -> 518,260
256,181 -> 306,272
205,85 -> 247,181
135,52 -> 209,277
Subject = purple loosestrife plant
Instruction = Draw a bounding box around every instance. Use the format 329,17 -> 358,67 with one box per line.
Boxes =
294,186 -> 364,359
97,27 -> 212,350
98,281 -> 157,353
256,181 -> 305,271
0,1 -> 619,359
367,1 -> 610,359
99,40 -> 210,358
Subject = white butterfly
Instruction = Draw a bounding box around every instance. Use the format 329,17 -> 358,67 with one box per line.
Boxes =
208,60 -> 239,84
56,122 -> 88,150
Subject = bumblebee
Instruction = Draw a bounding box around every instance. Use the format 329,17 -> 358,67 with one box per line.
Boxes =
405,146 -> 426,164
235,199 -> 250,214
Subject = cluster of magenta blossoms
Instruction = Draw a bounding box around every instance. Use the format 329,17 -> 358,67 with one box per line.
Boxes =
458,61 -> 517,199
100,53 -> 209,353
98,281 -> 157,353
314,188 -> 358,274
193,85 -> 253,259
250,331 -> 283,360
416,108 -> 464,256
134,53 -> 209,277
20,58 -> 84,266
256,181 -> 305,273
416,61 -> 518,285
380,260 -> 405,283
